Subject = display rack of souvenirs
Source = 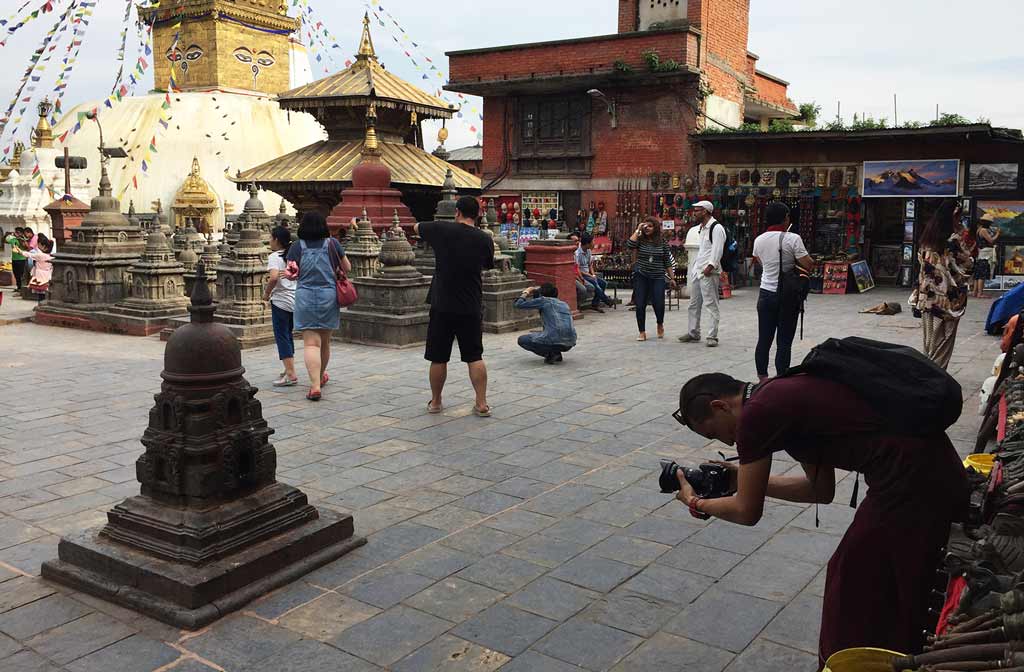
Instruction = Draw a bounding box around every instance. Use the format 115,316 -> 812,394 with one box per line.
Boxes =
822,261 -> 851,294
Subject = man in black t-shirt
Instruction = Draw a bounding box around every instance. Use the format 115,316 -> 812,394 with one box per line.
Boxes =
414,196 -> 495,417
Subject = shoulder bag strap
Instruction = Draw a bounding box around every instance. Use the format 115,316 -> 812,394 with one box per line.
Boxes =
328,238 -> 345,279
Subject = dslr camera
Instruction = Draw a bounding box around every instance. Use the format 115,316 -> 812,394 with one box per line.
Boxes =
659,460 -> 732,499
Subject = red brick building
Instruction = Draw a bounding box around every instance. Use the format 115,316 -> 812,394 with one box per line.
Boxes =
446,0 -> 797,229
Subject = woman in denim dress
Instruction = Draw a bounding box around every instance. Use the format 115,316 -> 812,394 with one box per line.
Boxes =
286,212 -> 351,401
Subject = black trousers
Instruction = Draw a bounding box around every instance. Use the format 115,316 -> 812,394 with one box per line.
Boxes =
11,259 -> 26,290
633,273 -> 666,332
755,288 -> 800,377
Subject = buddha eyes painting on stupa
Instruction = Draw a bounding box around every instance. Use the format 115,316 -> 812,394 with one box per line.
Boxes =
233,47 -> 275,88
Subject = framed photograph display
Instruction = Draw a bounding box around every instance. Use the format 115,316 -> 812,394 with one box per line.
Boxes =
851,260 -> 876,293
967,163 -> 1021,195
871,245 -> 902,280
978,201 -> 1024,240
863,160 -> 959,198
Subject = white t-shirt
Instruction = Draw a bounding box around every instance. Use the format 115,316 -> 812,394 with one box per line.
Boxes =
267,250 -> 296,312
752,230 -> 809,293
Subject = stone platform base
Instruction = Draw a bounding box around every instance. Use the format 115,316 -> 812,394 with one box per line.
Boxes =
483,314 -> 540,334
160,316 -> 275,349
335,309 -> 429,348
34,306 -> 185,336
42,509 -> 365,630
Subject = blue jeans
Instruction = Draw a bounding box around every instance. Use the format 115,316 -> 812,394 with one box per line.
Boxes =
582,275 -> 609,306
271,303 -> 295,361
518,334 -> 570,359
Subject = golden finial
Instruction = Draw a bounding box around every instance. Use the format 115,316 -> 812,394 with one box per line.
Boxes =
357,12 -> 376,60
190,156 -> 201,176
363,104 -> 380,156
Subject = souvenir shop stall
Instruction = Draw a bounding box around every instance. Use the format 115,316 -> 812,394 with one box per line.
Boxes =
695,124 -> 1024,297
894,317 -> 1024,671
609,167 -> 865,293
489,192 -> 563,248
965,162 -> 1024,293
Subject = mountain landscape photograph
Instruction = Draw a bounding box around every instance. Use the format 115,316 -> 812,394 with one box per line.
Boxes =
969,163 -> 1020,192
863,159 -> 960,197
978,200 -> 1024,238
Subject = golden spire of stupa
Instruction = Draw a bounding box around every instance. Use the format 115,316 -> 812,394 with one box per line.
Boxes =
357,12 -> 377,61
363,103 -> 381,157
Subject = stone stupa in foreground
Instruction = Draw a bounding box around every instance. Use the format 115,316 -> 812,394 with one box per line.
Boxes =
42,265 -> 364,628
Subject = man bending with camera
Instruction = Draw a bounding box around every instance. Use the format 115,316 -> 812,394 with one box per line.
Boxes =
671,369 -> 968,668
514,283 -> 577,364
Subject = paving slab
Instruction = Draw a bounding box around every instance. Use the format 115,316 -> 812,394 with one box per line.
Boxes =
0,288 -> 998,671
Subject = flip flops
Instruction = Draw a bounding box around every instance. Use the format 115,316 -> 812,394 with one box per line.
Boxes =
473,405 -> 492,418
306,390 -> 321,401
427,401 -> 442,414
321,373 -> 330,387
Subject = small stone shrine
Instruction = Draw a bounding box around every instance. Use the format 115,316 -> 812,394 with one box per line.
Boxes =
211,204 -> 273,348
486,198 -> 510,253
237,183 -> 274,240
345,208 -> 382,279
414,169 -> 460,277
180,246 -> 201,297
172,157 -> 221,234
35,151 -> 147,333
337,210 -> 431,347
172,219 -> 206,262
107,225 -> 190,335
481,199 -> 538,333
198,234 -> 221,298
274,200 -> 292,229
42,266 -> 364,628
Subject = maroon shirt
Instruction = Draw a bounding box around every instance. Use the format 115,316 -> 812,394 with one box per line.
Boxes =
736,376 -> 968,514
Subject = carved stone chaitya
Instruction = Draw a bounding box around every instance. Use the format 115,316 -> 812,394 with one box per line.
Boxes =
107,227 -> 190,333
480,198 -> 538,334
415,169 -> 460,277
34,158 -> 147,332
42,269 -> 364,628
211,200 -> 273,348
337,209 -> 431,347
345,208 -> 382,279
486,198 -> 510,252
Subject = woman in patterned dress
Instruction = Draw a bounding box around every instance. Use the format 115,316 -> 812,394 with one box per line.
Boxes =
912,200 -> 972,369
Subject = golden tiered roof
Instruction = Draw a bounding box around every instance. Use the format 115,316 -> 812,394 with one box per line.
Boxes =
276,14 -> 454,119
236,140 -> 479,190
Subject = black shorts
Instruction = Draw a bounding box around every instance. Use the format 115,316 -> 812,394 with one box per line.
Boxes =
425,310 -> 484,363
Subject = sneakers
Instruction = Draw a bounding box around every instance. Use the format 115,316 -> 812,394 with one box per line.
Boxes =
590,305 -> 605,314
677,333 -> 700,343
706,337 -> 719,348
544,351 -> 563,364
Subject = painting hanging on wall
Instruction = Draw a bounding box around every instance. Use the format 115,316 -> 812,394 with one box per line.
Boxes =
862,159 -> 960,198
978,201 -> 1024,240
967,163 -> 1020,194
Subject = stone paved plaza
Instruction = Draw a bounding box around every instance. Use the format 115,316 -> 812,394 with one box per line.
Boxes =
0,286 -> 1000,672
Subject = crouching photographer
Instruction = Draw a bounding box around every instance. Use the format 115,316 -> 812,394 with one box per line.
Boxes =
666,338 -> 970,668
514,283 -> 576,364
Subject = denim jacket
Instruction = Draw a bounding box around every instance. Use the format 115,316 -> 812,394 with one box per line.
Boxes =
514,296 -> 577,347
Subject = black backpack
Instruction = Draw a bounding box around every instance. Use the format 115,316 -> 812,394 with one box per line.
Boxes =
713,221 -> 740,274
783,336 -> 963,435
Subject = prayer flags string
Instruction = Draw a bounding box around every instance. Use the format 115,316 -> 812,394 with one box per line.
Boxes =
0,0 -> 61,48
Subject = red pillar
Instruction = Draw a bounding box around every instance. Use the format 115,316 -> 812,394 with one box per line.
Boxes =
525,239 -> 580,317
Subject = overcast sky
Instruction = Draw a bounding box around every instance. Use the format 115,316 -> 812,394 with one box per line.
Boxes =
2,0 -> 1022,157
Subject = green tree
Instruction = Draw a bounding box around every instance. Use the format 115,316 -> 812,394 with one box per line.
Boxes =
931,113 -> 972,127
798,102 -> 821,126
768,119 -> 796,133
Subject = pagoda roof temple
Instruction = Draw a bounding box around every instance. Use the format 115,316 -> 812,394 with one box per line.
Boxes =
237,13 -> 479,219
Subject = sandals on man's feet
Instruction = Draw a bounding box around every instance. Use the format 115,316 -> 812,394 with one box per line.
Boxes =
306,390 -> 321,401
427,401 -> 442,414
473,405 -> 492,418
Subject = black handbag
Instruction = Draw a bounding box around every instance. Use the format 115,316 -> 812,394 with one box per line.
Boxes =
777,231 -> 810,338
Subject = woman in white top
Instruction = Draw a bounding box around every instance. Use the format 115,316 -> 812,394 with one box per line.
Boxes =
263,225 -> 298,387
751,202 -> 814,381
